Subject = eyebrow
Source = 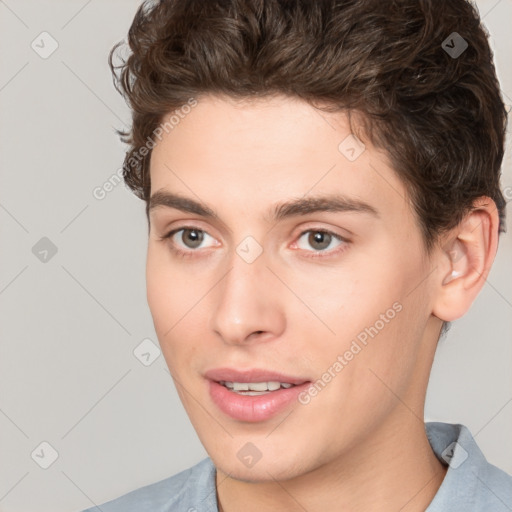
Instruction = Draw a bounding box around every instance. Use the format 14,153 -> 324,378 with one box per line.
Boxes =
147,190 -> 379,223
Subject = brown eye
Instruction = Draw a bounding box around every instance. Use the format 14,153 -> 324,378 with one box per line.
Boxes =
297,230 -> 343,252
162,226 -> 218,257
293,228 -> 349,259
180,228 -> 204,249
308,231 -> 332,251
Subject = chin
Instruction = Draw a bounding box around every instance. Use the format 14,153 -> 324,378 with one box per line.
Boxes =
211,447 -> 315,483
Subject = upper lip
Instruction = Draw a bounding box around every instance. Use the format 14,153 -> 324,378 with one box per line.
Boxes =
204,367 -> 310,385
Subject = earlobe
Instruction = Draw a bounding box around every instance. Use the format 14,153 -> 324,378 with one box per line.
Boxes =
432,197 -> 500,322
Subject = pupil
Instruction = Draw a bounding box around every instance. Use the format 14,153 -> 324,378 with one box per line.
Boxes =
310,231 -> 330,250
184,229 -> 203,249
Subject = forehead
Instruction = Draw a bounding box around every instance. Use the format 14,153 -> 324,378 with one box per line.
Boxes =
148,94 -> 412,227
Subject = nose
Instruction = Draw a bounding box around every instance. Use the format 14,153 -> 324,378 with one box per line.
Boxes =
208,248 -> 285,346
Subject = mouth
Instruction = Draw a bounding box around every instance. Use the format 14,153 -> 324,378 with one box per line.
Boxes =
217,380 -> 298,395
204,367 -> 312,422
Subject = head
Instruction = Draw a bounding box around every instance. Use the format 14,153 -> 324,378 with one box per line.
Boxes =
110,0 -> 507,481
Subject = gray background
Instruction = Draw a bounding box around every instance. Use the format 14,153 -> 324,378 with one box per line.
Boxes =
0,1 -> 510,511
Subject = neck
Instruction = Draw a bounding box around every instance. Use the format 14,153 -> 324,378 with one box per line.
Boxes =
215,413 -> 447,512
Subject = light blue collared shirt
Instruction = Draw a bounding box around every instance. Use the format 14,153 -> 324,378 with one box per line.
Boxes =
80,422 -> 512,511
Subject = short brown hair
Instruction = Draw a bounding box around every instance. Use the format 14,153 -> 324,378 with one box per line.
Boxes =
109,0 -> 508,249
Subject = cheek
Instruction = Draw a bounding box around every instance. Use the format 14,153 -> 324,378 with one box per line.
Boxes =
308,263 -> 397,339
146,248 -> 170,330
146,247 -> 193,362
308,253 -> 424,382
146,245 -> 220,381
146,244 -> 197,324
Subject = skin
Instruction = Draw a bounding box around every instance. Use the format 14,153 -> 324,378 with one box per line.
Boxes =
146,93 -> 499,512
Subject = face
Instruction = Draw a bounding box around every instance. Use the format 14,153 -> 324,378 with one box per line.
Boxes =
146,94 -> 441,481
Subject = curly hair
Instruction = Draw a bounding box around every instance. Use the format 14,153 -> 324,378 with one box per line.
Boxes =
109,0 -> 508,250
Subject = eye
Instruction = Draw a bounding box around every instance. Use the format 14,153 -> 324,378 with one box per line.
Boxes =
294,229 -> 348,257
161,226 -> 218,256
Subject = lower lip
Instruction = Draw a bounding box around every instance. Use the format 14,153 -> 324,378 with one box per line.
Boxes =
208,380 -> 311,422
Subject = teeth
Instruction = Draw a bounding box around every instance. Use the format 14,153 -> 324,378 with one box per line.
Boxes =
221,381 -> 295,392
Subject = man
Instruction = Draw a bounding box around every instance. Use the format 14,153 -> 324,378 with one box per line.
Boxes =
83,0 -> 512,510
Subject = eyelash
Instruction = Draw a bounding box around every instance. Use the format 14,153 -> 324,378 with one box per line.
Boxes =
158,226 -> 349,259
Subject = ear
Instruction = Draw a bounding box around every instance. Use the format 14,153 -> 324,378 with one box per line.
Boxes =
431,196 -> 500,322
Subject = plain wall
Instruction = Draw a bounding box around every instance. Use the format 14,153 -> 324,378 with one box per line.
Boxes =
0,1 -> 510,510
